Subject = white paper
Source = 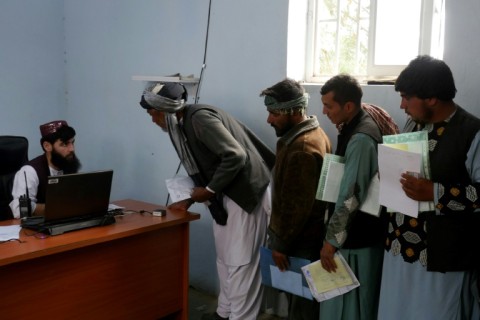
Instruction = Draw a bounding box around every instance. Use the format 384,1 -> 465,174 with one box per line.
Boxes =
0,225 -> 21,241
317,154 -> 381,217
301,252 -> 360,302
322,162 -> 344,202
382,131 -> 434,212
360,173 -> 381,217
108,203 -> 124,210
165,175 -> 195,203
378,144 -> 422,217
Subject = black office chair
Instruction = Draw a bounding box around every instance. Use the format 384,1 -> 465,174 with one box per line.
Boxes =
0,136 -> 28,220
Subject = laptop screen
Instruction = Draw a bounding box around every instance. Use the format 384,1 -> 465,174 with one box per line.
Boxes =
44,170 -> 113,222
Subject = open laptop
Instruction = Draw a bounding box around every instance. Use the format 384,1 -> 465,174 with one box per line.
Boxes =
21,170 -> 115,235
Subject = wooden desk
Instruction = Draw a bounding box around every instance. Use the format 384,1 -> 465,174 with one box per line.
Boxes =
0,199 -> 200,320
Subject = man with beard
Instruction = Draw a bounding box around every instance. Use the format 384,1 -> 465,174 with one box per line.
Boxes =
378,55 -> 480,319
139,83 -> 274,320
260,78 -> 331,320
9,120 -> 81,218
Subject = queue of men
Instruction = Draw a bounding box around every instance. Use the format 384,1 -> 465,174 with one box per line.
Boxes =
9,55 -> 480,320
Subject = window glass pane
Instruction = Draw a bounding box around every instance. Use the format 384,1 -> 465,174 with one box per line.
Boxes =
337,0 -> 368,75
318,0 -> 338,20
357,18 -> 369,74
315,22 -> 338,75
374,0 -> 421,65
314,0 -> 371,76
297,0 -> 444,82
338,20 -> 358,74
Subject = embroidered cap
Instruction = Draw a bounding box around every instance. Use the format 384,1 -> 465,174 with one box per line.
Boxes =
39,120 -> 69,138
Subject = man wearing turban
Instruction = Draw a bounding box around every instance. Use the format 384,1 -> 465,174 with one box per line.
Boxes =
139,82 -> 275,320
260,78 -> 331,320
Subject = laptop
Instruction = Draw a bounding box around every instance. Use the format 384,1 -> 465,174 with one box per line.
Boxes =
21,170 -> 115,235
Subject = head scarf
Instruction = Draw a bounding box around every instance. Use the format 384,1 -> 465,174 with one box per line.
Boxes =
264,93 -> 309,112
361,103 -> 400,135
141,83 -> 186,113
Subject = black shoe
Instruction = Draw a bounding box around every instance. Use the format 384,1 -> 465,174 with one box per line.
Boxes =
200,312 -> 228,320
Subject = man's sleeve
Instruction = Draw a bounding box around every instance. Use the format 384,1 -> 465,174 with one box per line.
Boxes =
9,165 -> 40,218
269,151 -> 320,253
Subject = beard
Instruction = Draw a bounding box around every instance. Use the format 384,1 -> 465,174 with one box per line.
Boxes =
50,148 -> 82,174
272,119 -> 296,137
410,105 -> 435,125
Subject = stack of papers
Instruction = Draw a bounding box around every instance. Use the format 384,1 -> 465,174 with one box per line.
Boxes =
165,175 -> 195,203
316,153 -> 381,217
260,247 -> 313,300
260,247 -> 360,303
301,252 -> 360,302
379,131 -> 435,217
0,225 -> 21,241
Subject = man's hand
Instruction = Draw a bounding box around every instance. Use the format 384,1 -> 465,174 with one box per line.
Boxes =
272,250 -> 290,272
190,187 -> 214,203
400,173 -> 434,201
168,198 -> 193,211
320,241 -> 338,272
33,203 -> 45,216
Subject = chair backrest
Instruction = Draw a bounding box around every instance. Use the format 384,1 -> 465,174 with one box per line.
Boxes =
0,136 -> 29,220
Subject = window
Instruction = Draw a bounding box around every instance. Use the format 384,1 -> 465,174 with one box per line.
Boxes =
287,0 -> 445,83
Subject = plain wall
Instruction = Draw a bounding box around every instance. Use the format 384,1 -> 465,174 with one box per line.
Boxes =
0,0 -> 65,155
0,0 -> 479,295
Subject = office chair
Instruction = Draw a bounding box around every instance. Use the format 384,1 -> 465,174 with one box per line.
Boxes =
0,136 -> 28,220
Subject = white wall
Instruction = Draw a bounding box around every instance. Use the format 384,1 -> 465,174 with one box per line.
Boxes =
0,0 -> 65,156
1,0 -> 479,295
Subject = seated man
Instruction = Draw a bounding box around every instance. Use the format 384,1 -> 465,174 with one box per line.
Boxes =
9,120 -> 81,218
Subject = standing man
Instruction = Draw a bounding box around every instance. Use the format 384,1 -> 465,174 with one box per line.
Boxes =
260,78 -> 331,320
10,120 -> 81,218
139,82 -> 275,320
319,74 -> 394,319
378,55 -> 480,319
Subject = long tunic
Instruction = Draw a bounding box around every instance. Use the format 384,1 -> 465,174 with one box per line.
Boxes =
378,106 -> 480,320
320,109 -> 385,320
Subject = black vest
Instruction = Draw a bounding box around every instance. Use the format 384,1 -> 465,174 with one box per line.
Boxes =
418,107 -> 480,271
27,154 -> 50,203
332,109 -> 386,249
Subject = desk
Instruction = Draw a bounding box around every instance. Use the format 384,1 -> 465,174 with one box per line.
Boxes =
0,199 -> 200,320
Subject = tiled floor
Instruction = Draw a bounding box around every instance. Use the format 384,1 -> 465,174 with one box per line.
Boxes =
188,286 -> 216,319
189,286 -> 286,320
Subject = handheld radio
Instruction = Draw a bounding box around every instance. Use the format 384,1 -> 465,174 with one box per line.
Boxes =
19,171 -> 32,218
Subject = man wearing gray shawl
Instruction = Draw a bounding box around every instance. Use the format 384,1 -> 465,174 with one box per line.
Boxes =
139,82 -> 275,320
260,78 -> 332,320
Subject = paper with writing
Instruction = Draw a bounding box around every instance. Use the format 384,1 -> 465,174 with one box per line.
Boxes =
301,252 -> 360,302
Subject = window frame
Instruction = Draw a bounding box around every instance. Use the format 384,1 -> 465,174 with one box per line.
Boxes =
299,0 -> 444,83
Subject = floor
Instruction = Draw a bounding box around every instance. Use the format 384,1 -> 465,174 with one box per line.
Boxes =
188,286 -> 286,320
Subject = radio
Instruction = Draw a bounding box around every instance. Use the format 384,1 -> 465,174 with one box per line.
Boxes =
19,171 -> 32,218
